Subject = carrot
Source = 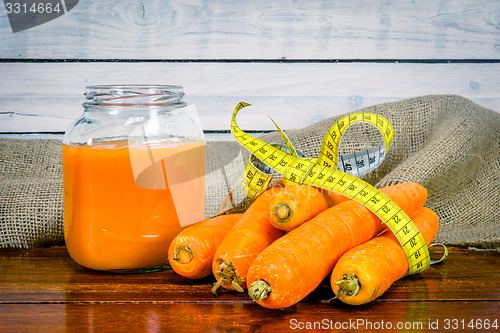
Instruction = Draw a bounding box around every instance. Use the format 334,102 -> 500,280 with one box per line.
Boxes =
167,214 -> 243,279
211,187 -> 286,294
320,188 -> 351,207
268,185 -> 331,231
246,182 -> 428,309
330,206 -> 439,305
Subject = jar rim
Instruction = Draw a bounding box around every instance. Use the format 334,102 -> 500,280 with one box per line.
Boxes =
86,84 -> 183,91
84,85 -> 185,107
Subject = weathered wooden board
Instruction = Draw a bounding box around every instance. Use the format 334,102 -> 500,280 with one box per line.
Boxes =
0,246 -> 499,332
0,0 -> 499,133
1,62 -> 499,132
0,0 -> 499,60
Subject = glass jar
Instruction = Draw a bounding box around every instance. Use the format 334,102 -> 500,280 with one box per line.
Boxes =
63,85 -> 206,272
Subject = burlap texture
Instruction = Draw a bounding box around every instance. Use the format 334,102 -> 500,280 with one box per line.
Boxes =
0,139 -> 64,248
1,95 -> 499,250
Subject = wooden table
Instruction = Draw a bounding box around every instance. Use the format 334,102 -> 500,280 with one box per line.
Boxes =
0,246 -> 498,332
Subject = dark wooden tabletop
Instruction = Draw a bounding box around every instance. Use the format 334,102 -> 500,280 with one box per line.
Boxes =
0,245 -> 498,332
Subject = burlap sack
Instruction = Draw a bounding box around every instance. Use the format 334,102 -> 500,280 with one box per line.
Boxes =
1,95 -> 499,250
259,95 -> 500,250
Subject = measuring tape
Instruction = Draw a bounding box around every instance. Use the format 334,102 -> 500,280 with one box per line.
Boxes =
230,101 -> 432,275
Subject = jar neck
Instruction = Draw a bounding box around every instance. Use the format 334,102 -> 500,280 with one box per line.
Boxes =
83,85 -> 186,109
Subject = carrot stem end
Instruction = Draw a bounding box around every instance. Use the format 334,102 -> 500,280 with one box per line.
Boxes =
274,203 -> 291,222
173,246 -> 193,264
334,273 -> 361,297
248,279 -> 273,302
212,261 -> 245,294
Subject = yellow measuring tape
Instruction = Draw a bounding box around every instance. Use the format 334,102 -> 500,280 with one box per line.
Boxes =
230,102 -> 433,275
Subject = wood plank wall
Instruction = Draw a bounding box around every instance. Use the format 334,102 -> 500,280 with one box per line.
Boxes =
1,0 -> 499,133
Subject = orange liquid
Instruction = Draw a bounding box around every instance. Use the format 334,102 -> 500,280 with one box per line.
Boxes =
63,141 -> 206,271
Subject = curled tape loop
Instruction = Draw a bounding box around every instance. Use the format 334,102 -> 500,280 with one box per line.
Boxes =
242,107 -> 392,197
230,101 -> 440,275
428,243 -> 449,265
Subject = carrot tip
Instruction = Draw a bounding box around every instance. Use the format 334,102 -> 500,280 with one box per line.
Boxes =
248,279 -> 272,302
334,273 -> 361,297
173,246 -> 193,264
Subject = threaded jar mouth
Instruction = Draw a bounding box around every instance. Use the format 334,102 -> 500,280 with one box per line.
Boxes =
83,85 -> 185,107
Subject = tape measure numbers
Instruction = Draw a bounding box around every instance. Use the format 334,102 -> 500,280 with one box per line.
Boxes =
317,112 -> 393,178
230,101 -> 431,275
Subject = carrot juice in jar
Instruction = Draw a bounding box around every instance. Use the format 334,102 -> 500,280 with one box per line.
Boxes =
63,85 -> 206,271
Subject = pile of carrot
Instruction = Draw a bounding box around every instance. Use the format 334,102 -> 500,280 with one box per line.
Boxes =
167,181 -> 440,310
